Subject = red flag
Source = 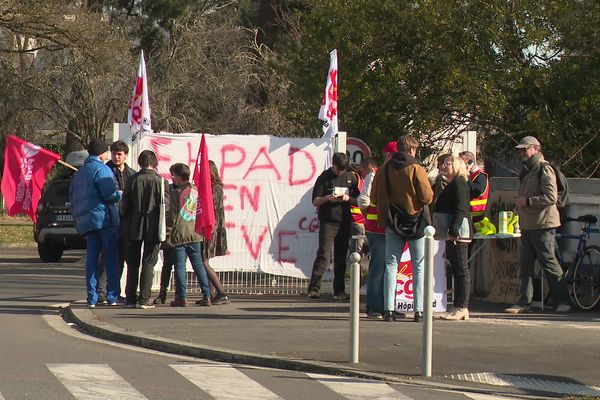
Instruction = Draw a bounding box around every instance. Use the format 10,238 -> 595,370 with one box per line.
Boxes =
1,135 -> 61,222
192,134 -> 215,240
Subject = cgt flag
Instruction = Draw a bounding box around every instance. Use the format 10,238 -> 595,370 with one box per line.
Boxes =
1,135 -> 61,222
192,134 -> 215,240
318,49 -> 338,141
128,49 -> 152,143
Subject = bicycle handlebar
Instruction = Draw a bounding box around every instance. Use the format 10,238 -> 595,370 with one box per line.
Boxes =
563,215 -> 598,225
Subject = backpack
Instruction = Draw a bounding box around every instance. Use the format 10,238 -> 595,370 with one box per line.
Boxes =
539,161 -> 569,209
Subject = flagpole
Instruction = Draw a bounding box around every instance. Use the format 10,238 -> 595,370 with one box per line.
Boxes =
57,160 -> 77,171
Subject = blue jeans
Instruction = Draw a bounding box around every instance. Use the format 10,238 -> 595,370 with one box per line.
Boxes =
173,242 -> 210,299
384,227 -> 425,312
366,232 -> 386,313
85,226 -> 119,305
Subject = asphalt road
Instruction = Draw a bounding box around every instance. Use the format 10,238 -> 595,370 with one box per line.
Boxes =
0,247 -> 525,400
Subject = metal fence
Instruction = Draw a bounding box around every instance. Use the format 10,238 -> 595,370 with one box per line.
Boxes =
156,271 -> 314,296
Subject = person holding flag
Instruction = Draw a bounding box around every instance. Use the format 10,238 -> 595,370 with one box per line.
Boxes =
165,163 -> 212,307
69,139 -> 122,308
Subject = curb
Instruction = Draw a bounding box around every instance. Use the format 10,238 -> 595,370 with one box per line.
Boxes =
62,303 -> 554,399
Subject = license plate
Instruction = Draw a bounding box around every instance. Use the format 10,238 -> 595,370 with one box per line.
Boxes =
56,215 -> 73,222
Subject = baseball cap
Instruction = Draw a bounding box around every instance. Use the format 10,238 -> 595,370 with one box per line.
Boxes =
515,136 -> 541,149
383,141 -> 397,153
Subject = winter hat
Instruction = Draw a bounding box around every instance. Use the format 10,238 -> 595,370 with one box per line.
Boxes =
87,138 -> 109,156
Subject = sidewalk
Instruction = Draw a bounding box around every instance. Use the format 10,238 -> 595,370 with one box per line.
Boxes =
65,295 -> 600,398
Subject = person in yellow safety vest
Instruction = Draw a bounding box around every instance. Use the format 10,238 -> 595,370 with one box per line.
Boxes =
459,151 -> 490,224
348,164 -> 366,263
357,141 -> 398,320
357,157 -> 385,319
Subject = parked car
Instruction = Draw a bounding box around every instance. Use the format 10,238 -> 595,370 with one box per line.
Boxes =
33,150 -> 88,262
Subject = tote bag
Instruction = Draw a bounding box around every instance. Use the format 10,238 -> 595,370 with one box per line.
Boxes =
158,178 -> 167,242
432,212 -> 470,240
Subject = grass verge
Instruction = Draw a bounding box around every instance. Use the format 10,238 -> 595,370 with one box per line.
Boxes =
0,214 -> 35,245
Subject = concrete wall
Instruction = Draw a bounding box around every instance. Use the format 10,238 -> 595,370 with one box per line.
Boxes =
472,177 -> 600,304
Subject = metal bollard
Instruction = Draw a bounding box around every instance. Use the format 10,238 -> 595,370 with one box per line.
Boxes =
349,252 -> 361,364
422,225 -> 435,377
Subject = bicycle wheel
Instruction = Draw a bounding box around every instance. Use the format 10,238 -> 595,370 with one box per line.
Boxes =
571,245 -> 600,310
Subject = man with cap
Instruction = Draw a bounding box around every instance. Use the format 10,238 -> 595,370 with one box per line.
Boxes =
70,138 -> 122,307
505,136 -> 571,314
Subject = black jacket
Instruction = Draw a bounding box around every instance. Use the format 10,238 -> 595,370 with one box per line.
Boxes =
434,176 -> 471,237
123,169 -> 169,242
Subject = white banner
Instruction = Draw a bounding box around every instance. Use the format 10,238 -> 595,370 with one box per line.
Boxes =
139,132 -> 330,278
395,240 -> 447,313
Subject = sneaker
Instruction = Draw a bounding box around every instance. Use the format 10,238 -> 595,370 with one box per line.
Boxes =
307,289 -> 320,299
196,297 -> 212,307
555,304 -> 572,313
170,298 -> 187,307
88,304 -> 96,308
505,303 -> 531,314
124,302 -> 137,309
108,302 -> 117,306
367,311 -> 383,320
137,302 -> 155,309
97,300 -> 108,305
116,296 -> 126,305
211,293 -> 230,305
333,293 -> 350,301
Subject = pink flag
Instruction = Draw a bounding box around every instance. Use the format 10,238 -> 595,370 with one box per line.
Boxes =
128,50 -> 152,143
1,135 -> 61,222
193,134 -> 215,240
318,49 -> 338,141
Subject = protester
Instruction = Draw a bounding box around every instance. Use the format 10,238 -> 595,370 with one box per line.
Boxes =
153,247 -> 175,304
372,135 -> 433,322
166,163 -> 212,307
459,151 -> 490,224
96,140 -> 137,304
69,139 -> 121,308
432,153 -> 452,204
152,179 -> 177,305
307,152 -> 359,300
123,150 -> 168,309
198,160 -> 230,305
505,136 -> 572,314
433,156 -> 472,321
357,156 -> 385,319
348,163 -> 366,267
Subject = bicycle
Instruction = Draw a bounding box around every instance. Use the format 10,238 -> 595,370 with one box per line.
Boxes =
557,214 -> 600,310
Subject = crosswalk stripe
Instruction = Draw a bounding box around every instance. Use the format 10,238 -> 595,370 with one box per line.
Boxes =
47,364 -> 148,400
171,364 -> 282,400
307,373 -> 413,400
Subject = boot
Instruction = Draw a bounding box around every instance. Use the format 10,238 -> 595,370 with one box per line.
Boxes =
441,307 -> 469,321
152,288 -> 167,305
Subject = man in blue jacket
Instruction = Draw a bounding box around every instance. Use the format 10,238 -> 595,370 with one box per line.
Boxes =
70,139 -> 122,307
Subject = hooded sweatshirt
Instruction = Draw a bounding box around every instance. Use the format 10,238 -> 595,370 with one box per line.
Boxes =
371,152 -> 433,228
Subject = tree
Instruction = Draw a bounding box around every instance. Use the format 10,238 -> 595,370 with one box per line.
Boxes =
0,0 -> 134,153
274,0 -> 600,175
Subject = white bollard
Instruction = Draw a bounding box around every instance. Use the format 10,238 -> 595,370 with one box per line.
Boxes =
422,225 -> 435,377
349,252 -> 361,364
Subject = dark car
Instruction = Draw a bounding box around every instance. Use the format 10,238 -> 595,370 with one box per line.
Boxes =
33,151 -> 88,262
